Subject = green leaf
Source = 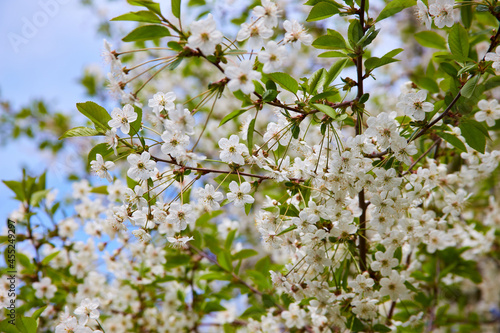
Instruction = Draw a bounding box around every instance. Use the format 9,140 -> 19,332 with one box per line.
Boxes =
111,10 -> 161,23
172,0 -> 181,18
91,185 -> 109,194
31,306 -> 48,321
17,252 -> 33,270
59,126 -> 102,140
437,132 -> 466,152
276,224 -> 298,236
30,189 -> 50,207
439,62 -> 458,77
0,319 -> 19,333
267,72 -> 299,94
312,103 -> 337,119
459,120 -> 487,153
204,301 -> 226,312
41,251 -> 60,265
88,143 -> 113,165
76,101 -> 111,132
347,20 -> 363,47
240,305 -> 266,319
318,51 -> 348,58
448,24 -> 469,61
376,0 -> 416,22
306,2 -> 340,21
219,109 -> 248,126
365,56 -> 399,71
262,89 -> 278,102
16,316 -> 37,333
198,272 -> 231,281
310,90 -> 339,102
461,4 -> 473,29
312,34 -> 347,50
485,76 -> 500,90
3,180 -> 25,201
247,118 -> 256,152
415,31 -> 447,50
233,249 -> 258,260
225,229 -> 237,250
307,68 -> 327,94
324,59 -> 349,87
218,251 -> 232,272
127,0 -> 162,15
382,48 -> 404,58
460,74 -> 480,98
122,25 -> 171,42
130,105 -> 143,135
373,324 -> 392,333
414,76 -> 439,93
357,26 -> 380,48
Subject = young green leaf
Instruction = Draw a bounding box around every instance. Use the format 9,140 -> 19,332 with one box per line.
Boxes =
460,74 -> 480,98
318,51 -> 348,58
448,24 -> 469,61
415,31 -> 447,50
122,25 -> 171,42
267,72 -> 299,94
172,0 -> 181,18
307,68 -> 327,94
59,127 -> 102,140
129,105 -> 143,135
324,58 -> 349,87
219,109 -> 249,126
111,10 -> 161,23
312,34 -> 347,50
347,20 -> 363,47
437,132 -> 467,152
218,251 -> 233,271
312,103 -> 337,119
233,249 -> 259,261
306,2 -> 340,21
459,120 -> 487,153
127,0 -> 162,15
76,101 -> 111,131
376,0 -> 417,22
247,118 -> 256,151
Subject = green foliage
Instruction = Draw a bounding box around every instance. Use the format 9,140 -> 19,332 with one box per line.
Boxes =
267,72 -> 299,94
459,119 -> 490,153
59,126 -> 102,139
306,2 -> 340,21
376,0 -> 416,22
448,24 -> 469,62
312,32 -> 347,50
76,101 -> 111,132
111,10 -> 161,23
122,25 -> 171,42
171,0 -> 182,18
415,31 -> 447,50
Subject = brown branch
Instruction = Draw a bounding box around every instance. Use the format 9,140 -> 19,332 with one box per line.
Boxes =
401,138 -> 441,176
188,244 -> 264,297
355,0 -> 368,272
151,155 -> 272,180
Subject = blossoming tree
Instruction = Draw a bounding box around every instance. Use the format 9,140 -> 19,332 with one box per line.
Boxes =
2,0 -> 500,332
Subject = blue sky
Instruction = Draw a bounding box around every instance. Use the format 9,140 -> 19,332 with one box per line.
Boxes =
0,0 -> 107,220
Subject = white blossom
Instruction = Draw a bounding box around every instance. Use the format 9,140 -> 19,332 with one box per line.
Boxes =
227,181 -> 254,207
90,153 -> 115,182
108,104 -> 137,134
226,60 -> 262,95
187,14 -> 222,55
475,99 -> 500,127
219,135 -> 249,165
